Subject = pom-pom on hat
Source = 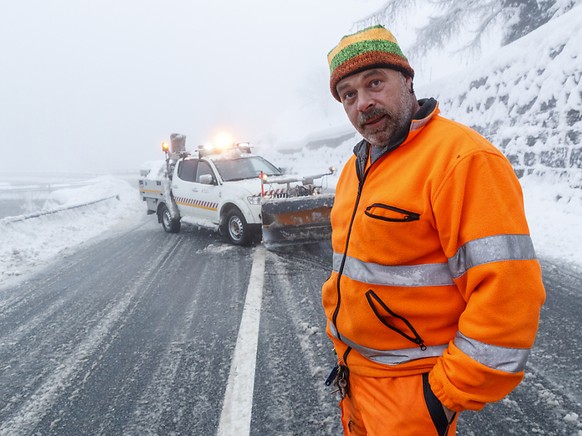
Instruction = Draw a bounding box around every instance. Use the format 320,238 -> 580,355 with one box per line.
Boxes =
327,25 -> 414,101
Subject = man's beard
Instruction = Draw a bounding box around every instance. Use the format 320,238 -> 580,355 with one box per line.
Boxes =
356,80 -> 414,147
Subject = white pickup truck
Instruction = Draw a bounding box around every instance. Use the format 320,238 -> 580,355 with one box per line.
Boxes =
139,136 -> 334,247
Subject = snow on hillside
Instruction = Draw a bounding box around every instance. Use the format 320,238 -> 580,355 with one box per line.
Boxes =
427,4 -> 582,187
0,176 -> 143,288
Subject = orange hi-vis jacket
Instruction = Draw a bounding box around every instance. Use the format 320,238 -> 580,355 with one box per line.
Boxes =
322,98 -> 546,413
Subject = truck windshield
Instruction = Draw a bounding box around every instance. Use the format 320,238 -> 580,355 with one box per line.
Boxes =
213,156 -> 282,182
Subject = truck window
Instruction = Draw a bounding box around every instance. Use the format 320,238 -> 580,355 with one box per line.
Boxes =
177,159 -> 198,182
214,156 -> 282,181
196,161 -> 216,184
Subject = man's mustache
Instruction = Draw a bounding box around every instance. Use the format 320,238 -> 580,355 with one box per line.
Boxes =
358,108 -> 391,127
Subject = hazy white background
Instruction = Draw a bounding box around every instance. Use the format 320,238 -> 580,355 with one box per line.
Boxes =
0,0 -> 397,175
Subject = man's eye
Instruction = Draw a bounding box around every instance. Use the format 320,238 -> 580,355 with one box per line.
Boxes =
370,79 -> 382,88
342,91 -> 356,101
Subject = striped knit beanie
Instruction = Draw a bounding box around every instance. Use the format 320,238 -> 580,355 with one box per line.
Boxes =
327,25 -> 414,101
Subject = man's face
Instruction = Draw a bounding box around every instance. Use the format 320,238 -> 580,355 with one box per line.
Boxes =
336,68 -> 415,147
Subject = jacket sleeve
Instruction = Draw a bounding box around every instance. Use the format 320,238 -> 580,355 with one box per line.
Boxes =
428,148 -> 546,412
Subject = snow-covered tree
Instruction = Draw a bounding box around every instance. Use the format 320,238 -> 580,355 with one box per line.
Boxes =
356,0 -> 581,55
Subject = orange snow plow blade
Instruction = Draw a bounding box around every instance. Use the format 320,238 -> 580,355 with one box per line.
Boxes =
261,194 -> 335,249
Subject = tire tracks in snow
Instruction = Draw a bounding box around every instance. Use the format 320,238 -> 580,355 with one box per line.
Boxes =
257,248 -> 340,434
0,236 -> 183,436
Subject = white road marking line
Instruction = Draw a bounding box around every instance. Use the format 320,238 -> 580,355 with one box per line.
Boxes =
217,246 -> 266,436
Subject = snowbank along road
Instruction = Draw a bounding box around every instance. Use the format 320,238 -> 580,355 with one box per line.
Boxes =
0,218 -> 581,435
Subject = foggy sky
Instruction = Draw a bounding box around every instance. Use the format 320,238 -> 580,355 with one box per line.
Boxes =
0,0 -> 385,175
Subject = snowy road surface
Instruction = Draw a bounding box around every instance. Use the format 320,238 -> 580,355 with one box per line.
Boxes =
0,219 -> 581,435
0,220 -> 341,435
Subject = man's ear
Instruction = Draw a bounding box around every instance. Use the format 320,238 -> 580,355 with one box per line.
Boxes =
407,76 -> 415,94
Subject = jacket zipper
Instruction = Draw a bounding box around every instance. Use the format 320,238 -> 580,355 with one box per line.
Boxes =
331,165 -> 370,357
365,290 -> 427,350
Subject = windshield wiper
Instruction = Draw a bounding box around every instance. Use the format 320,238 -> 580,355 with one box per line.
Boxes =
224,177 -> 255,182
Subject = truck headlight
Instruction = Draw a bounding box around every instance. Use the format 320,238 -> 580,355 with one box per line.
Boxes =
247,196 -> 262,205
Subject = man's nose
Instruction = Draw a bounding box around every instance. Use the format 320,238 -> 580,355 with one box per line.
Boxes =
356,91 -> 375,112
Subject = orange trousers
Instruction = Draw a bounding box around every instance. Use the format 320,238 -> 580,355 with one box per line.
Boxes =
339,372 -> 458,436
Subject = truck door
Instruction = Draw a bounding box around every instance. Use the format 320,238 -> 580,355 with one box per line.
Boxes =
172,158 -> 220,223
172,158 -> 199,219
191,160 -> 221,223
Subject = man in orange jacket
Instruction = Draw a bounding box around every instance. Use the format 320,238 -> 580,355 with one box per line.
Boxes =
322,25 -> 546,435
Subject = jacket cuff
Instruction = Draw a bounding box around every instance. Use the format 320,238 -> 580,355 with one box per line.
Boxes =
429,343 -> 525,412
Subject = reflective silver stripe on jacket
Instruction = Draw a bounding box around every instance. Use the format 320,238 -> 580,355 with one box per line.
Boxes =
332,254 -> 454,287
330,323 -> 530,371
333,234 -> 536,287
329,322 -> 448,365
454,332 -> 530,373
448,234 -> 536,279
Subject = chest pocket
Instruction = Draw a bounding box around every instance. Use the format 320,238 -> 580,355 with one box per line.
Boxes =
364,203 -> 420,222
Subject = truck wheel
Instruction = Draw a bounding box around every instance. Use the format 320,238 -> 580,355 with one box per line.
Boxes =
225,209 -> 251,246
160,204 -> 181,233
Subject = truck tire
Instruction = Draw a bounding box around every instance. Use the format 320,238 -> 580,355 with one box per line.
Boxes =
224,208 -> 252,246
160,204 -> 181,233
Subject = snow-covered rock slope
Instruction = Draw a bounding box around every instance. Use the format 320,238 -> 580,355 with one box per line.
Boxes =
425,5 -> 582,187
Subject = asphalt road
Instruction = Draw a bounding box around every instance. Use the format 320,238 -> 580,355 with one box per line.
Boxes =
0,219 -> 580,435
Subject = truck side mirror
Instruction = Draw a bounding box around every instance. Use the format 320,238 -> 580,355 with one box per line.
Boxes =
199,174 -> 214,185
